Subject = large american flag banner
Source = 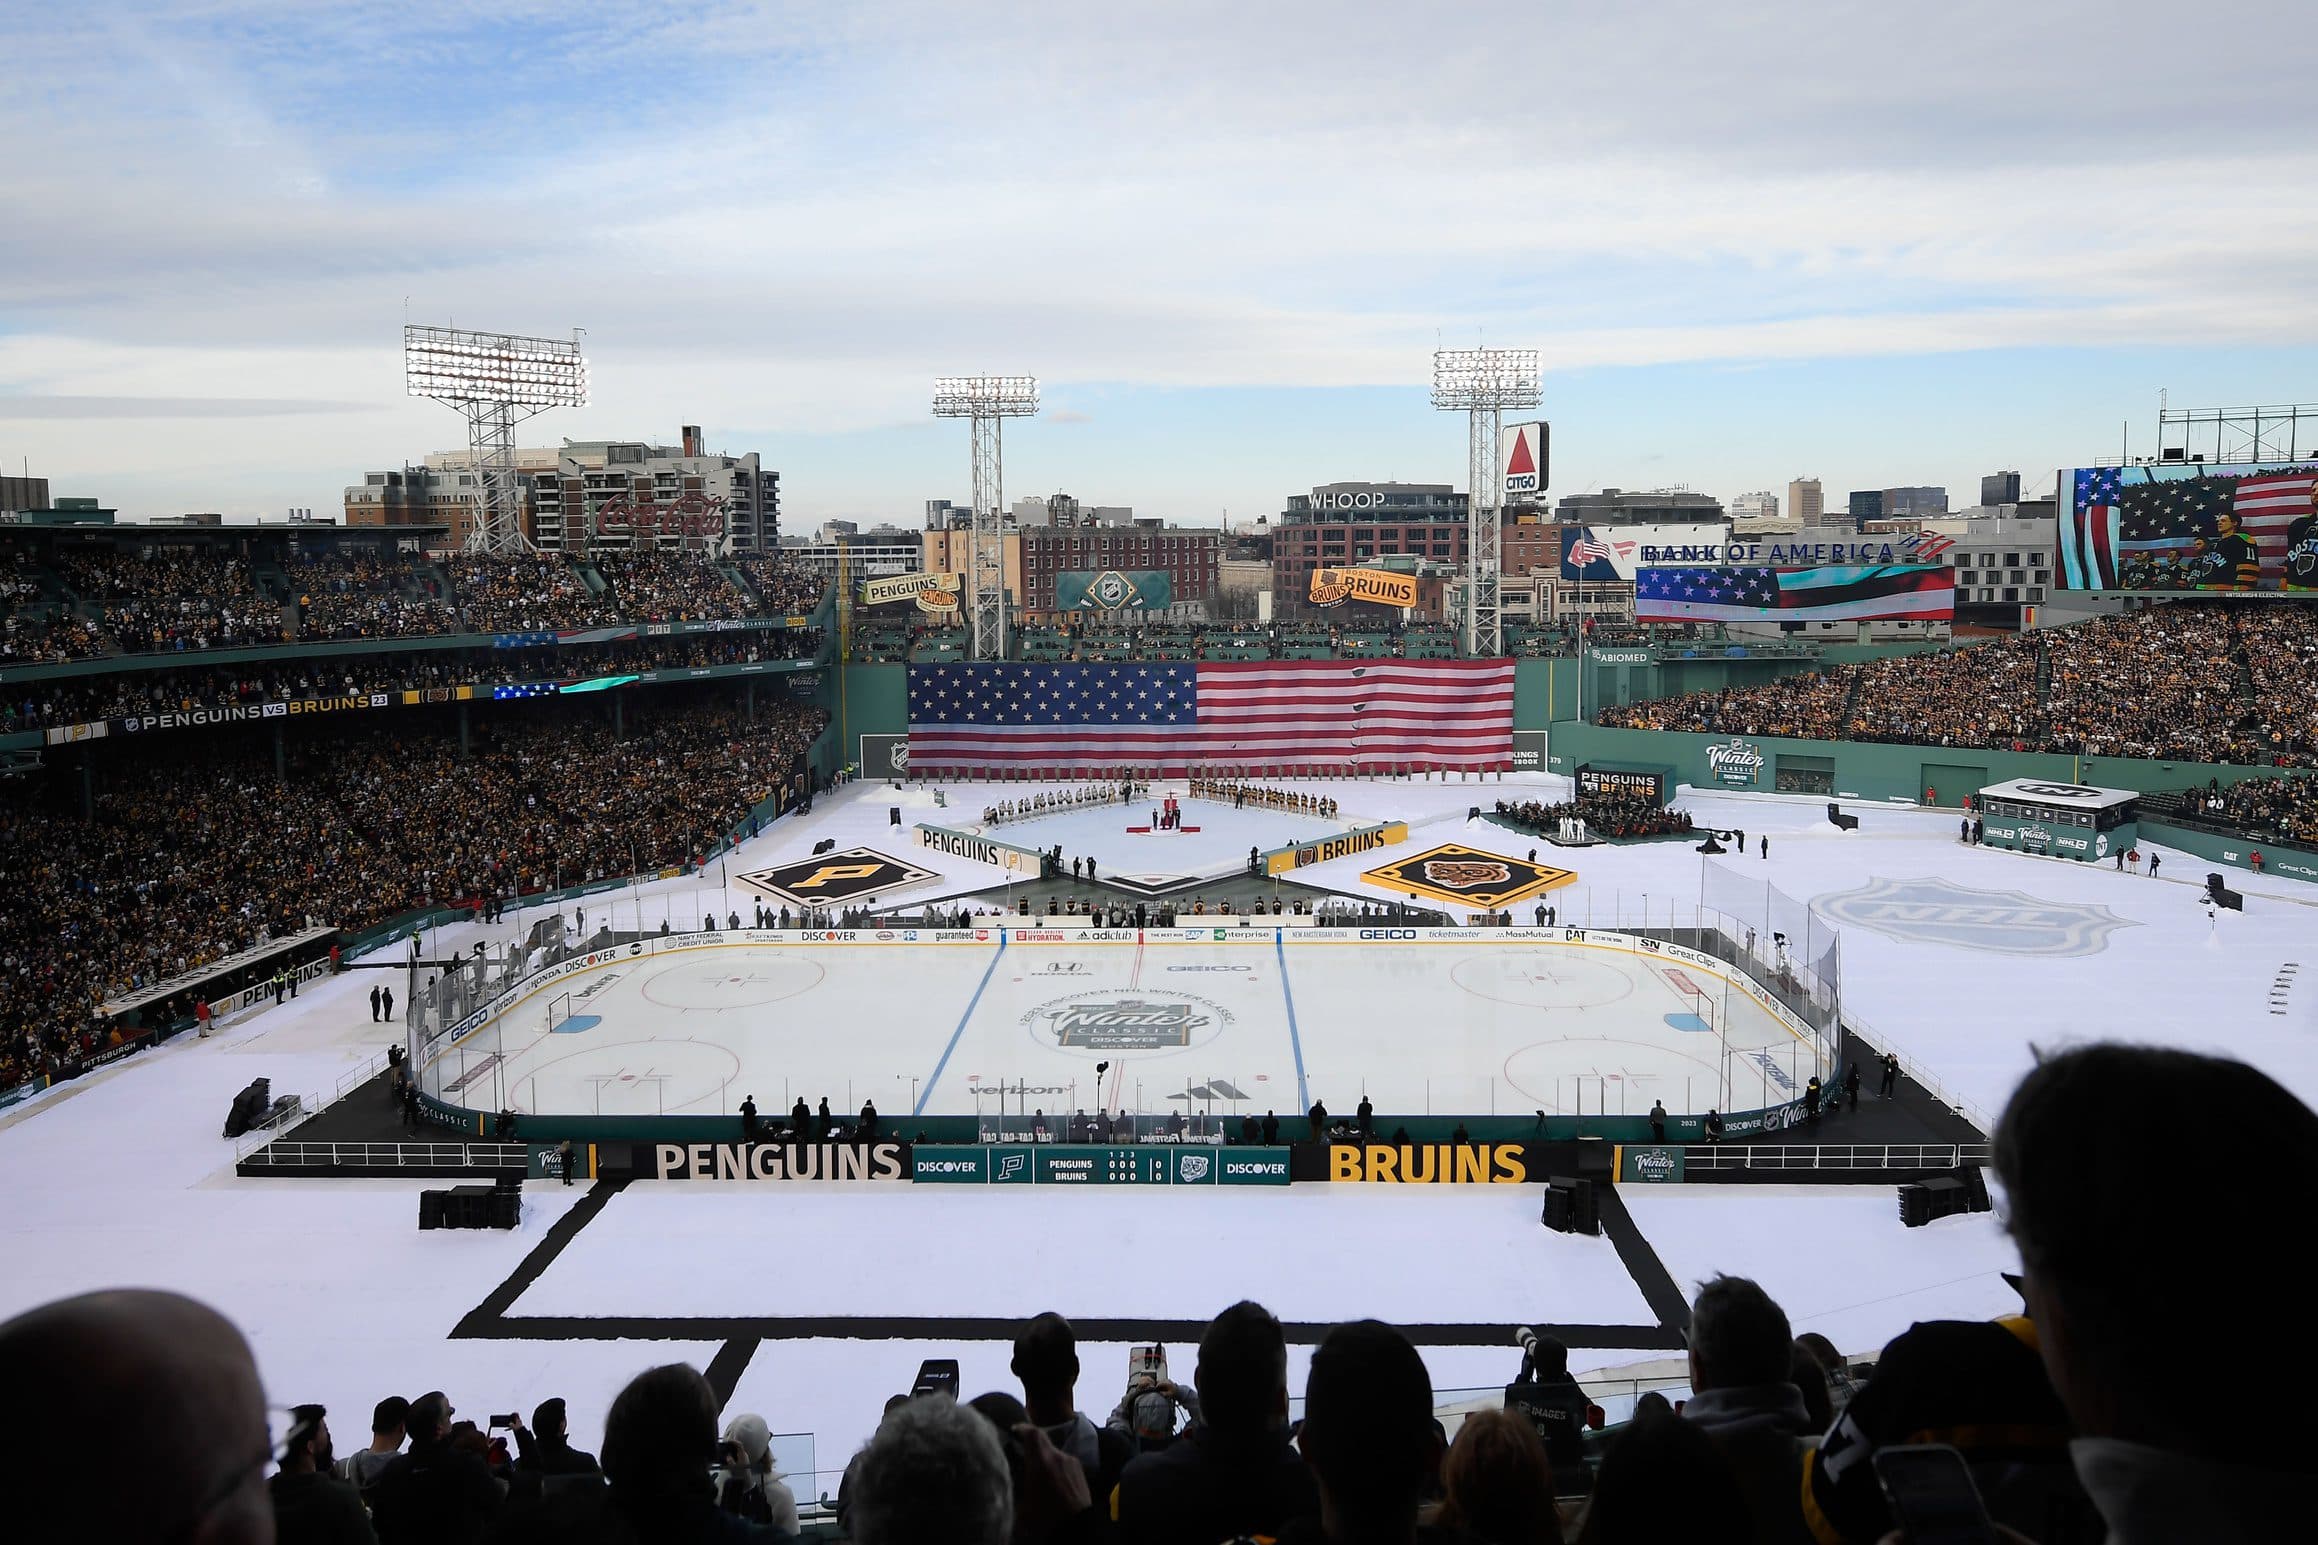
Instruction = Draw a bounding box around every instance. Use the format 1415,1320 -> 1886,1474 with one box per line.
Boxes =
907,660 -> 1516,774
1633,564 -> 1953,623
2064,463 -> 2318,590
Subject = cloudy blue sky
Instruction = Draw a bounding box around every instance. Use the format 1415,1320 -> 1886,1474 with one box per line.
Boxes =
3,1 -> 2313,525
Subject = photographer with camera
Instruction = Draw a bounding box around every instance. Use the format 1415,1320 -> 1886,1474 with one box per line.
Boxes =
1107,1357 -> 1201,1456
369,1391 -> 504,1545
1113,1300 -> 1316,1545
713,1412 -> 799,1533
1502,1327 -> 1591,1483
507,1397 -> 600,1507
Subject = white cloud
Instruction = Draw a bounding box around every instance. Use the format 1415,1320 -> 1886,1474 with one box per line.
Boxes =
2,0 -> 2313,516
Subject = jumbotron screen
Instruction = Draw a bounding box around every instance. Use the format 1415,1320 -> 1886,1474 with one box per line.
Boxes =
2060,462 -> 2318,592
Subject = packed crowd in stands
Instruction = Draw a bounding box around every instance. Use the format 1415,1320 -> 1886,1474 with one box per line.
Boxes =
442,556 -> 627,634
733,554 -> 831,616
0,695 -> 827,1089
288,552 -> 460,642
1599,602 -> 2318,766
0,545 -> 830,660
55,548 -> 285,653
591,553 -> 753,623
0,631 -> 826,734
3,1043 -> 2302,1543
2201,773 -> 2318,848
1496,795 -> 1694,841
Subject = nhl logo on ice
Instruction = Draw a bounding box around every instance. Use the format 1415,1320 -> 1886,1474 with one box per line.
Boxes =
1813,876 -> 2138,958
1026,988 -> 1233,1052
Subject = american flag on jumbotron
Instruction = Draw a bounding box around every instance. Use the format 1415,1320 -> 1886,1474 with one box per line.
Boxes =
907,660 -> 1516,774
2064,464 -> 2318,589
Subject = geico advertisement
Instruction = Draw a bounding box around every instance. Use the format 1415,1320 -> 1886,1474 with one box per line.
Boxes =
1329,1142 -> 1528,1183
646,1141 -> 909,1181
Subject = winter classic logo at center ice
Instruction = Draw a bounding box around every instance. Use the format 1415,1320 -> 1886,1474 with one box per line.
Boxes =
1813,876 -> 2138,958
1024,988 -> 1233,1051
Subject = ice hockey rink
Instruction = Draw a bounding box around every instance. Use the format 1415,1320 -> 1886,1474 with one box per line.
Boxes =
6,766 -> 2315,1500
440,931 -> 1808,1124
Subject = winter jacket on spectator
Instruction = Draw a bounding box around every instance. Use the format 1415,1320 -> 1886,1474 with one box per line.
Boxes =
271,1468 -> 379,1545
369,1433 -> 503,1545
1682,1382 -> 1816,1545
1112,1423 -> 1319,1545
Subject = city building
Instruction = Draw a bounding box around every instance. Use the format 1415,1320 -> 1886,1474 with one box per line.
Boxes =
343,462 -> 509,546
1786,478 -> 1824,526
1272,482 -> 1469,610
1981,471 -> 2023,506
1846,490 -> 1883,528
1728,490 -> 1780,522
1882,485 -> 1949,520
1918,511 -> 2056,628
1552,488 -> 1726,526
1016,524 -> 1221,616
1009,493 -> 1137,528
779,525 -> 923,588
530,428 -> 778,554
346,425 -> 779,553
0,473 -> 52,515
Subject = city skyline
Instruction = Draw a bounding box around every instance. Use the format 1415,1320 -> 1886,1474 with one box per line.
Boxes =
3,2 -> 2313,526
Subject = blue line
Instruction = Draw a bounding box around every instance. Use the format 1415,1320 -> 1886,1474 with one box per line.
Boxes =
1275,930 -> 1309,1112
917,931 -> 1007,1117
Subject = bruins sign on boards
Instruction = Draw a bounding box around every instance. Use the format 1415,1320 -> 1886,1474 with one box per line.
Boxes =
1361,844 -> 1577,909
1329,1142 -> 1528,1183
1308,567 -> 1419,608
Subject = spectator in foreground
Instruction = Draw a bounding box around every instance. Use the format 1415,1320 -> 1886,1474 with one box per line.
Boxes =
1994,1044 -> 2315,1541
514,1397 -> 600,1482
1014,1312 -> 1134,1501
1577,1407 -> 1745,1545
342,1395 -> 410,1498
272,1404 -> 377,1545
1427,1408 -> 1558,1545
1790,1334 -> 1859,1417
1114,1300 -> 1318,1543
0,1287 -> 273,1545
1292,1319 -> 1442,1545
500,1364 -> 783,1543
370,1391 -> 503,1545
850,1395 -> 1015,1545
714,1412 -> 799,1533
1679,1275 -> 1814,1545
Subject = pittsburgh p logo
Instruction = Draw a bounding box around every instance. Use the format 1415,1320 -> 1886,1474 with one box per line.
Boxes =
739,848 -> 939,908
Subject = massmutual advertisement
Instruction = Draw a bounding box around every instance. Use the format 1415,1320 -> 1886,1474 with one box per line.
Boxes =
1055,570 -> 1174,612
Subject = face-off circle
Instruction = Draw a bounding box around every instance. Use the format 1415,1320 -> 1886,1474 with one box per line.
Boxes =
641,955 -> 827,1011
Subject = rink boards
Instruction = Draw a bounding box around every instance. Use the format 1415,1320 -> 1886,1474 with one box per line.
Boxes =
418,925 -> 1820,1127
425,925 -> 1816,1125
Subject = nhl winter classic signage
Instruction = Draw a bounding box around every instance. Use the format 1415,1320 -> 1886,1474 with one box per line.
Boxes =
1705,738 -> 1766,787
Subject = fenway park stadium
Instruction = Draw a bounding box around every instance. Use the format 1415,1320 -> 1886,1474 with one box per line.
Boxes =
4,448 -> 2314,1541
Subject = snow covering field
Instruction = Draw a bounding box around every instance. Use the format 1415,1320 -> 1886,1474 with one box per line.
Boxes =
4,762 -> 2310,1491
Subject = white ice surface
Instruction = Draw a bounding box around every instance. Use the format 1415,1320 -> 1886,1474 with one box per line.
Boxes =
8,763 -> 2308,1491
514,1183 -> 1655,1326
1622,1185 -> 2025,1360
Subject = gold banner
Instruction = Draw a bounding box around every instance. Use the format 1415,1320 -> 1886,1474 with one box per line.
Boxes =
860,572 -> 961,607
1309,567 -> 1419,608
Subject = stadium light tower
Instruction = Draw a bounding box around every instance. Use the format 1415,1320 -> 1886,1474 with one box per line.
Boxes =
405,325 -> 589,555
932,375 -> 1040,660
1432,347 -> 1539,657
